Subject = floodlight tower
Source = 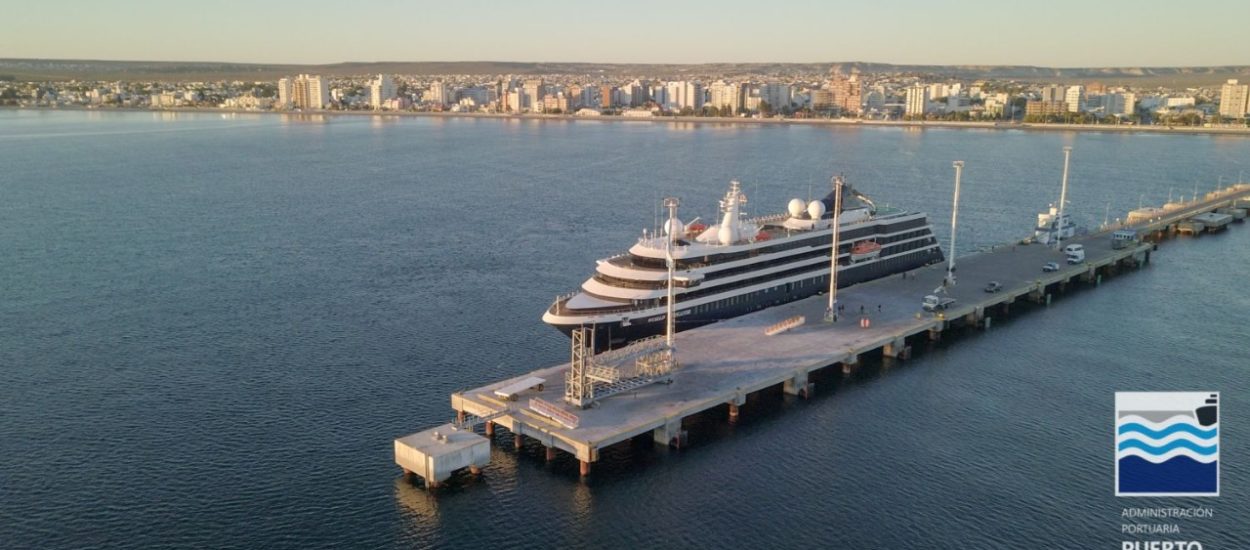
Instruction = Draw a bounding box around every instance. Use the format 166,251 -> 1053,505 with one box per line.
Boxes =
1055,146 -> 1072,250
663,197 -> 680,348
946,161 -> 964,289
825,175 -> 843,322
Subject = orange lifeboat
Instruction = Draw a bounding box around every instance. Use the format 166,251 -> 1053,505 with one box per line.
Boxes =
850,240 -> 881,262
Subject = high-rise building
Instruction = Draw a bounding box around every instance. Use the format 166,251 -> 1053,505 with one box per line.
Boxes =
369,74 -> 396,110
287,74 -> 328,110
459,86 -> 490,106
426,81 -> 451,107
864,90 -> 885,112
758,83 -> 791,110
647,84 -> 664,107
556,93 -> 573,113
663,81 -> 703,111
277,78 -> 293,108
1219,79 -> 1249,118
828,69 -> 863,115
708,80 -> 745,114
615,87 -> 632,108
663,82 -> 682,111
688,82 -> 705,110
984,93 -> 1012,118
626,80 -> 649,107
1065,85 -> 1085,113
599,85 -> 615,109
809,89 -> 834,110
506,90 -> 521,113
1040,84 -> 1066,104
523,79 -> 544,111
905,84 -> 929,116
1102,92 -> 1137,116
1026,99 -> 1067,116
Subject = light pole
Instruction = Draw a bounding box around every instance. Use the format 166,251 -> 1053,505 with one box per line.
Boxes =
663,197 -> 680,349
826,176 -> 843,322
1055,146 -> 1072,250
947,162 -> 963,289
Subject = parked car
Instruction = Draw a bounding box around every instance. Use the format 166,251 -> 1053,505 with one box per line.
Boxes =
984,281 -> 1003,293
1042,261 -> 1060,272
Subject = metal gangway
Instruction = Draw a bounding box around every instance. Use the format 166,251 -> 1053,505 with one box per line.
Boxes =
564,329 -> 676,409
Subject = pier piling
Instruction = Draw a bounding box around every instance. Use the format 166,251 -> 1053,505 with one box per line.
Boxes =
654,418 -> 687,447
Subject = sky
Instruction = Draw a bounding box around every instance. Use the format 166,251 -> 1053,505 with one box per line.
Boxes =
2,0 -> 1248,67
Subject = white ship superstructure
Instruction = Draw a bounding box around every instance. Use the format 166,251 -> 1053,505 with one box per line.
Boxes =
543,179 -> 944,349
1034,204 -> 1077,245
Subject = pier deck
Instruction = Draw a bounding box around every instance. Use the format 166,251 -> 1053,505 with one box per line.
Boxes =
401,183 -> 1250,485
449,235 -> 1149,468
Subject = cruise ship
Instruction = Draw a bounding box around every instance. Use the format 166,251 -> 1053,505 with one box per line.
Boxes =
542,178 -> 944,349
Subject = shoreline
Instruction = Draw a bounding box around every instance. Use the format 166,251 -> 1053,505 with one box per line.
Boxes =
7,105 -> 1250,136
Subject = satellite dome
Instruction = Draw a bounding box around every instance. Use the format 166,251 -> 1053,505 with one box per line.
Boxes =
664,218 -> 685,236
807,200 -> 826,220
787,198 -> 805,218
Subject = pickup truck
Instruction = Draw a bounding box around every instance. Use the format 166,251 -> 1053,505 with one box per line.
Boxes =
922,294 -> 957,312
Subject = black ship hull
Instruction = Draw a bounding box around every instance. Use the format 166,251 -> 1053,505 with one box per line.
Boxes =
551,245 -> 941,350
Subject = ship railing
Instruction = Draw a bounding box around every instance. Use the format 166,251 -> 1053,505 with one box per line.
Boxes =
747,213 -> 787,224
636,243 -> 693,254
550,294 -> 656,316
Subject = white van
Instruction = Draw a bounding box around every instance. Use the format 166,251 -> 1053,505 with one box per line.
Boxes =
1063,244 -> 1085,264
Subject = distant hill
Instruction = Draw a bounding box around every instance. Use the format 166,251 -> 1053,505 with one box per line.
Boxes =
2,58 -> 1247,86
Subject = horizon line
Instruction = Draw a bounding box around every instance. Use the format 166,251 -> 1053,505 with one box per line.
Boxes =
5,57 -> 1250,72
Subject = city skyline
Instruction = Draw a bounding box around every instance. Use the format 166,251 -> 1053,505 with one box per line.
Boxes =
4,0 -> 1249,67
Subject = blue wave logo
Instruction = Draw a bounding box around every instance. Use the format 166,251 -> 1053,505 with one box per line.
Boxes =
1115,392 -> 1219,496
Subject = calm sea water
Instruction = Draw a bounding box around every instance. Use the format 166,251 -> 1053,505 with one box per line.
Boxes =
2,110 -> 1248,549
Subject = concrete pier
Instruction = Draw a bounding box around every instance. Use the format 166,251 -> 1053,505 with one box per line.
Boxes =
394,424 -> 490,489
397,183 -> 1250,488
443,233 -> 1154,473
